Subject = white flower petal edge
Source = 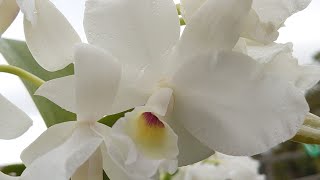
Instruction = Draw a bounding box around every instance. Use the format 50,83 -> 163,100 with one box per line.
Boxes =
20,125 -> 103,180
171,51 -> 309,156
35,75 -> 76,113
95,118 -> 178,180
172,153 -> 265,180
23,0 -> 81,72
180,0 -> 311,44
21,121 -> 76,166
16,0 -> 36,24
72,149 -> 103,180
74,43 -> 121,122
246,42 -> 320,91
0,172 -> 19,180
84,0 -> 180,70
0,0 -> 19,36
170,0 -> 252,73
0,94 -> 32,140
252,0 -> 311,29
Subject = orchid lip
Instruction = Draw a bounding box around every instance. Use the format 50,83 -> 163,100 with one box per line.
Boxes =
142,112 -> 165,128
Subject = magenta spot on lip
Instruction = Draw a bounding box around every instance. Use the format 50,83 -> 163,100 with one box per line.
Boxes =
142,112 -> 165,128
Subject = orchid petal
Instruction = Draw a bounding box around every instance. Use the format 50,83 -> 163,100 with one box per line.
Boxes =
180,0 -> 205,23
166,119 -> 213,166
35,75 -> 76,113
0,0 -> 19,36
74,43 -> 121,122
176,0 -> 252,60
0,172 -> 19,180
252,0 -> 311,30
145,88 -> 173,117
243,0 -> 311,43
107,135 -> 177,179
171,51 -> 309,156
101,144 -> 149,180
109,67 -> 150,114
247,42 -> 320,91
24,0 -> 81,72
72,149 -> 103,180
112,107 -> 179,160
16,0 -> 36,24
0,94 -> 32,140
93,123 -> 147,180
21,121 -> 76,166
84,0 -> 180,70
240,9 -> 279,43
21,124 -> 103,180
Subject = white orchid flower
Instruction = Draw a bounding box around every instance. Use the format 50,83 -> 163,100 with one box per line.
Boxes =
180,0 -> 312,44
29,0 -> 320,167
172,153 -> 265,180
17,43 -> 178,180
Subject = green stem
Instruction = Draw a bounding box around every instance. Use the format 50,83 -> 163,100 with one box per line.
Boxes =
0,65 -> 45,88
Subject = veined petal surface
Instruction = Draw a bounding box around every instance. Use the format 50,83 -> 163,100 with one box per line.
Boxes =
171,51 -> 309,156
24,0 -> 81,71
21,125 -> 103,180
0,94 -> 32,140
0,0 -> 19,36
84,0 -> 180,70
74,44 -> 121,122
21,121 -> 76,166
35,75 -> 76,113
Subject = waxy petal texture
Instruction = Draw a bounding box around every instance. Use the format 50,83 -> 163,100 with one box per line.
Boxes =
35,75 -> 76,113
74,44 -> 121,122
112,107 -> 179,160
21,121 -> 76,166
84,0 -> 180,70
0,94 -> 32,140
252,0 -> 311,29
0,0 -> 19,36
17,0 -> 36,24
24,0 -> 81,71
171,51 -> 309,155
165,119 -> 213,166
180,0 -> 311,44
72,149 -> 103,180
247,42 -> 320,91
21,125 -> 103,180
176,0 -> 252,57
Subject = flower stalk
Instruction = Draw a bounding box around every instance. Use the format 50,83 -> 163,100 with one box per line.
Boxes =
0,65 -> 45,88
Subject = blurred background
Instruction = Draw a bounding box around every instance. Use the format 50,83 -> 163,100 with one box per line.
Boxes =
0,0 -> 320,179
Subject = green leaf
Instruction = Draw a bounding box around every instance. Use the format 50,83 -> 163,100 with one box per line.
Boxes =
1,164 -> 25,176
98,109 -> 133,127
0,38 -> 76,127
